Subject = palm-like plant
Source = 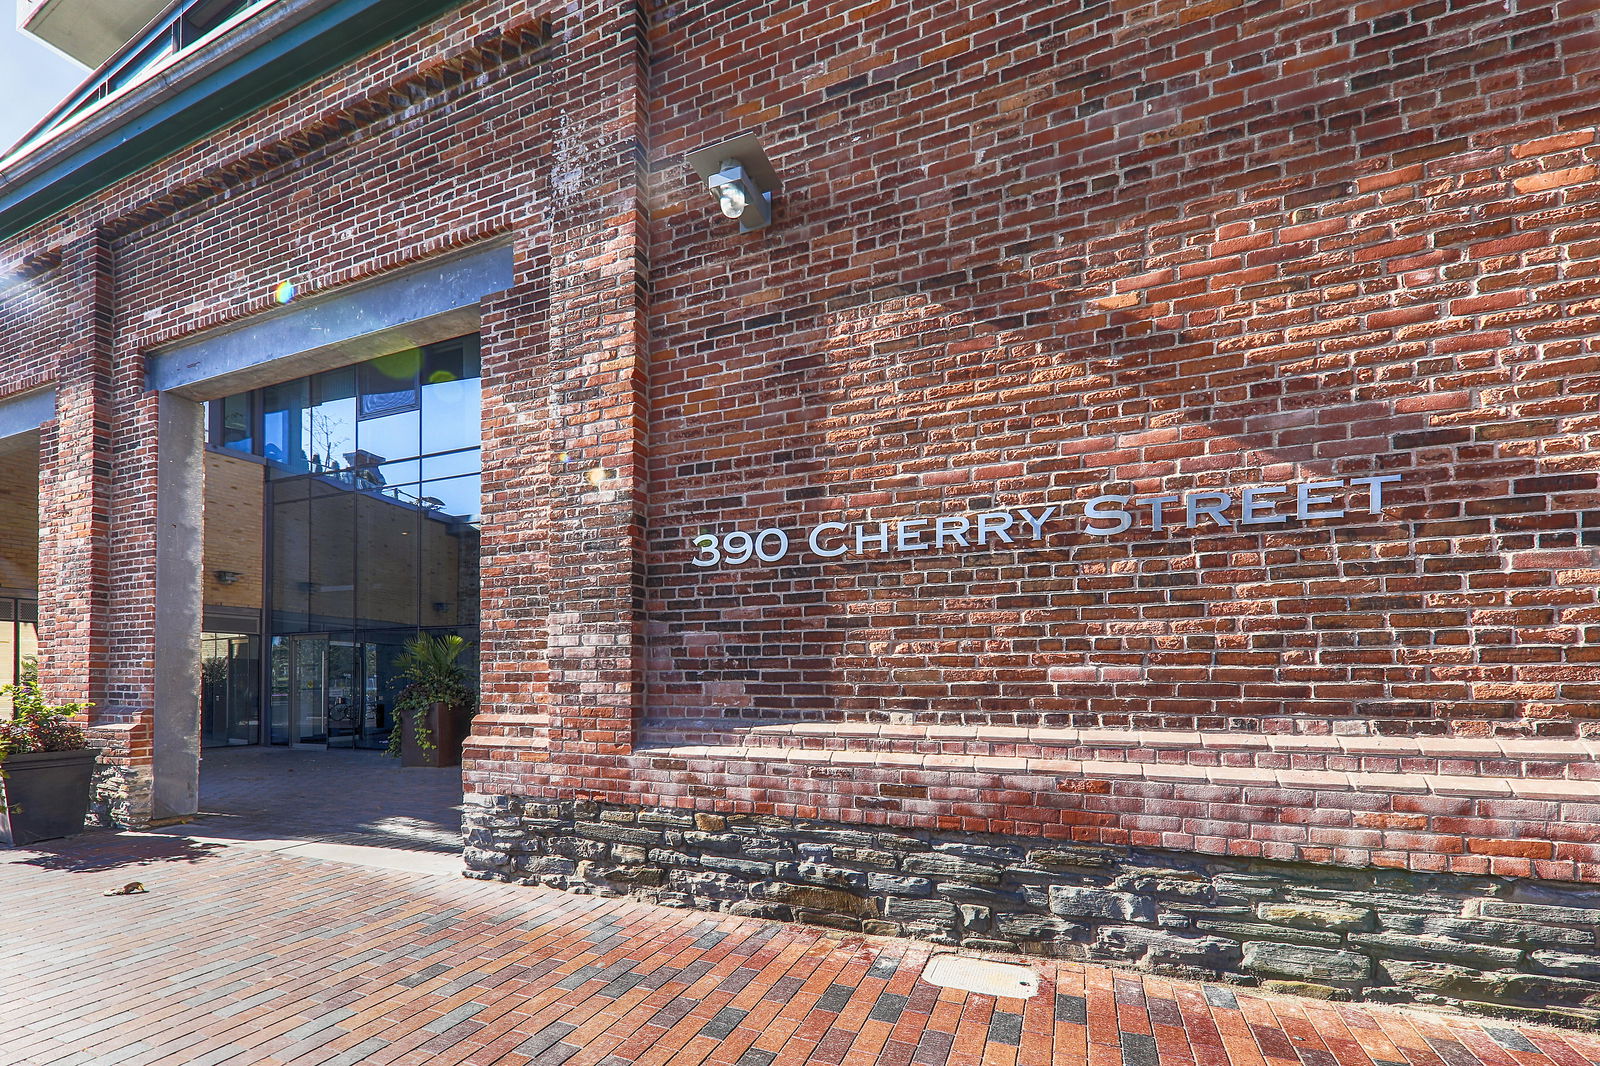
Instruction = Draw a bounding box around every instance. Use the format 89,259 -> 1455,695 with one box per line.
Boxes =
386,634 -> 476,758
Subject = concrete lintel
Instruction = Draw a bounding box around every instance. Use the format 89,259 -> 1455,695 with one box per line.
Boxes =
0,388 -> 56,441
147,242 -> 513,400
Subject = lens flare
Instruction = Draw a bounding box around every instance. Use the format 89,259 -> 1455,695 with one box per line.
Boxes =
586,467 -> 609,486
272,280 -> 296,305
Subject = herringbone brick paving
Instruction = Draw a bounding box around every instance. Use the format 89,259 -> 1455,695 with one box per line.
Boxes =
4,833 -> 1600,1066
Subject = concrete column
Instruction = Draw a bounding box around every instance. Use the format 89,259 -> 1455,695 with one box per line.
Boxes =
151,392 -> 204,820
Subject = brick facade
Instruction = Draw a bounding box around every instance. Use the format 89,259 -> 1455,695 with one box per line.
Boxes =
4,0 -> 1600,1016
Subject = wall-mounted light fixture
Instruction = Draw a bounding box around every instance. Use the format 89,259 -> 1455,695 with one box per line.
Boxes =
686,133 -> 780,233
214,570 -> 242,585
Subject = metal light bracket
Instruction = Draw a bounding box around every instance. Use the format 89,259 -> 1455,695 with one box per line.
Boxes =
686,133 -> 780,233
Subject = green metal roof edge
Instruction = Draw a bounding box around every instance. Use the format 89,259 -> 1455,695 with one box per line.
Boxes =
0,0 -> 463,243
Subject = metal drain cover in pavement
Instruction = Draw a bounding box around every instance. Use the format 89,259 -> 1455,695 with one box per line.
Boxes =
921,954 -> 1040,998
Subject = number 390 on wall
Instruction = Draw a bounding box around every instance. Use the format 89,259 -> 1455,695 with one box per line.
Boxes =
691,528 -> 791,566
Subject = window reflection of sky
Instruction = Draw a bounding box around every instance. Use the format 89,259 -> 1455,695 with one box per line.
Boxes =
211,338 -> 482,529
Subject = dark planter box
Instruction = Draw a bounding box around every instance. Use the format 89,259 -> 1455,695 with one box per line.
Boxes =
0,747 -> 97,846
399,702 -> 467,768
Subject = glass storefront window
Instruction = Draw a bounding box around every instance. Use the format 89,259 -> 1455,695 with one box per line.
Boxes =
207,334 -> 482,748
202,633 -> 261,747
358,349 -> 421,419
357,408 -> 420,466
0,599 -> 39,719
220,393 -> 253,454
307,367 -> 357,474
421,339 -> 481,455
262,378 -> 309,472
420,448 -> 477,481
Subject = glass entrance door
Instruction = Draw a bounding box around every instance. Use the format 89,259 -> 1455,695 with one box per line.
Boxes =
291,634 -> 328,746
270,633 -> 398,749
325,638 -> 361,747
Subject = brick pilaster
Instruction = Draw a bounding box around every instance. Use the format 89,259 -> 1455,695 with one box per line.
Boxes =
467,1 -> 651,794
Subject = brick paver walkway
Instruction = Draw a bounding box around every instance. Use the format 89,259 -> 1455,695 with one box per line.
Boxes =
193,747 -> 463,852
4,832 -> 1600,1066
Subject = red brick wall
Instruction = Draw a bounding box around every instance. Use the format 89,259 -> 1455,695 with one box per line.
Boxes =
1,0 -> 1597,874
641,0 -> 1600,741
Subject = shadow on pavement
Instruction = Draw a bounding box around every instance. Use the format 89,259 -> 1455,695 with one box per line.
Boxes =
7,831 -> 227,872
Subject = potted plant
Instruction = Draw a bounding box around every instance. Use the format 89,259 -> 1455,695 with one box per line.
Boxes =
0,659 -> 95,846
385,634 -> 475,768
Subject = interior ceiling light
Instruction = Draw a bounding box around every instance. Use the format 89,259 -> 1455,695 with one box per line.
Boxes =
686,133 -> 780,233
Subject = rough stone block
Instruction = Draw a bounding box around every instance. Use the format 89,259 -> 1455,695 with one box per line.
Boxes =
939,883 -> 1026,907
574,821 -> 660,847
1114,870 -> 1213,901
1260,980 -> 1347,1001
884,897 -> 958,924
774,862 -> 868,889
1468,900 -> 1600,927
1530,950 -> 1600,978
729,900 -> 790,921
1195,920 -> 1344,947
1025,848 -> 1116,870
1382,912 -> 1598,949
932,842 -> 1024,862
701,854 -> 774,878
1242,942 -> 1371,983
995,914 -> 1083,941
1256,903 -> 1374,932
636,810 -> 695,828
903,855 -> 1003,883
752,881 -> 877,917
795,910 -> 862,932
1096,927 -> 1239,970
1348,931 -> 1522,970
684,831 -> 749,854
513,855 -> 575,877
868,873 -> 932,897
830,846 -> 900,869
1049,885 -> 1155,922
463,846 -> 510,871
646,848 -> 698,868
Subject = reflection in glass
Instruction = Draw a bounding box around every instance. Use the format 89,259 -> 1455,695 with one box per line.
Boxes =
421,342 -> 480,455
221,393 -> 252,454
357,409 -> 419,466
202,634 -> 261,747
293,634 -> 327,744
271,478 -> 310,633
0,602 -> 13,718
262,378 -> 308,471
307,481 -> 355,631
357,485 -> 419,630
306,367 -> 356,474
419,473 -> 480,628
419,473 -> 481,523
420,449 -> 477,481
359,349 -> 421,419
212,334 -> 484,747
269,636 -> 289,744
325,639 -> 360,747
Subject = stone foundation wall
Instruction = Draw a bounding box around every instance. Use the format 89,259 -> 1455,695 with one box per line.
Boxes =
88,751 -> 148,829
465,796 -> 1600,1028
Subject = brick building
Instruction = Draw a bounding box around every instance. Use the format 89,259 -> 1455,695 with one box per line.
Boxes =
4,0 -> 1600,1022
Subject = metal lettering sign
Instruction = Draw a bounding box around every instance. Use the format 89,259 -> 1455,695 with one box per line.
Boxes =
690,474 -> 1402,567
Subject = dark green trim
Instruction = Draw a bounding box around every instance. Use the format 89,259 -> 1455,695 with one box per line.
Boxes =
0,0 -> 462,242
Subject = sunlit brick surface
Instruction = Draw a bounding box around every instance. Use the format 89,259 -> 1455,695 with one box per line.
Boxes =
3,833 -> 1599,1066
